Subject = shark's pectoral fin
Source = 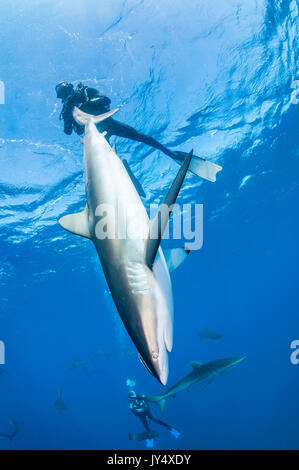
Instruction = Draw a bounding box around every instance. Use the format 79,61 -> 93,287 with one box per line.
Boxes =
145,151 -> 193,269
163,247 -> 190,273
190,361 -> 203,370
122,158 -> 146,198
59,205 -> 91,239
199,375 -> 216,392
158,399 -> 166,413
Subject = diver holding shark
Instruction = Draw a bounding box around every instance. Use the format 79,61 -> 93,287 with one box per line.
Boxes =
55,81 -> 222,182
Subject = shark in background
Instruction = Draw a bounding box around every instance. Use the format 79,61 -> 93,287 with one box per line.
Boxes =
0,417 -> 19,441
59,107 -> 196,385
53,389 -> 67,413
145,356 -> 245,411
195,328 -> 222,340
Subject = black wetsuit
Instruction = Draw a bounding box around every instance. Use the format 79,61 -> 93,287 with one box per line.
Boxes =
59,84 -> 182,160
129,395 -> 171,432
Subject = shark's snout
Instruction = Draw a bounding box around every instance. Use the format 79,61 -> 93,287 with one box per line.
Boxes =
139,345 -> 169,386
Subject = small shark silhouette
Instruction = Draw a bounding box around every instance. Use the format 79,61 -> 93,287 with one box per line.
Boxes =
196,328 -> 222,340
53,389 -> 67,412
0,417 -> 19,441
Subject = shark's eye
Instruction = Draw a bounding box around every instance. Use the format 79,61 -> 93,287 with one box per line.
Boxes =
152,352 -> 159,361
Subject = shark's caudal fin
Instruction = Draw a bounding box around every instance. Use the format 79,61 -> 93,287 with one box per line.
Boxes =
145,395 -> 166,413
163,247 -> 190,273
145,150 -> 193,269
59,205 -> 91,239
72,106 -> 119,127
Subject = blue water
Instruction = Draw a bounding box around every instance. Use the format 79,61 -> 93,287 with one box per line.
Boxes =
0,0 -> 298,450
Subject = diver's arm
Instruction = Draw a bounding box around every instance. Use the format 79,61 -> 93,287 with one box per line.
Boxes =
63,117 -> 73,135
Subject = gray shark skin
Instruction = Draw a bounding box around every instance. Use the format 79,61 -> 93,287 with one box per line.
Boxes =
59,107 -> 192,385
145,356 -> 245,411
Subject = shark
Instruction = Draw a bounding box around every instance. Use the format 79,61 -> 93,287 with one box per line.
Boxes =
195,328 -> 222,340
0,417 -> 19,441
53,389 -> 67,413
145,356 -> 245,411
59,107 -> 194,385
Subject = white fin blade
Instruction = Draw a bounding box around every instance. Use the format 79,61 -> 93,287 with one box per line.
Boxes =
189,157 -> 222,182
72,107 -> 119,127
163,247 -> 190,273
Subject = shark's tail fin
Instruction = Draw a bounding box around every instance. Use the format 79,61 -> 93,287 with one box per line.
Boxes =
72,107 -> 119,127
145,395 -> 166,413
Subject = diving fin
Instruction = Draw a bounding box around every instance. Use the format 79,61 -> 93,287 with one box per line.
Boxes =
122,158 -> 146,198
146,150 -> 193,269
163,247 -> 190,272
59,205 -> 91,239
172,151 -> 222,182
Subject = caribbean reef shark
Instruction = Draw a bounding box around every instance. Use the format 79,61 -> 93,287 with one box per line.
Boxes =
59,107 -> 193,385
145,356 -> 245,411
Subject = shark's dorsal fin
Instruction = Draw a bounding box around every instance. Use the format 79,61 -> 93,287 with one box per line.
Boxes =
59,205 -> 91,239
145,150 -> 193,269
190,361 -> 202,369
163,247 -> 190,273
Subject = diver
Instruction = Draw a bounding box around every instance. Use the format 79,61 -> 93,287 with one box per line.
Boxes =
55,81 -> 223,183
56,81 -> 176,154
128,389 -> 180,446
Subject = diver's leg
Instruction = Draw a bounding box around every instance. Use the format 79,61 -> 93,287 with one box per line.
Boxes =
146,410 -> 171,430
99,118 -> 174,157
138,414 -> 150,432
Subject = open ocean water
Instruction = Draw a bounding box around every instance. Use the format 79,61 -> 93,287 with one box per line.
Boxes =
0,0 -> 298,450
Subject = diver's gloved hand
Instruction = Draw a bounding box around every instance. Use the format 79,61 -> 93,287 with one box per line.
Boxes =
169,428 -> 180,439
146,439 -> 154,448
